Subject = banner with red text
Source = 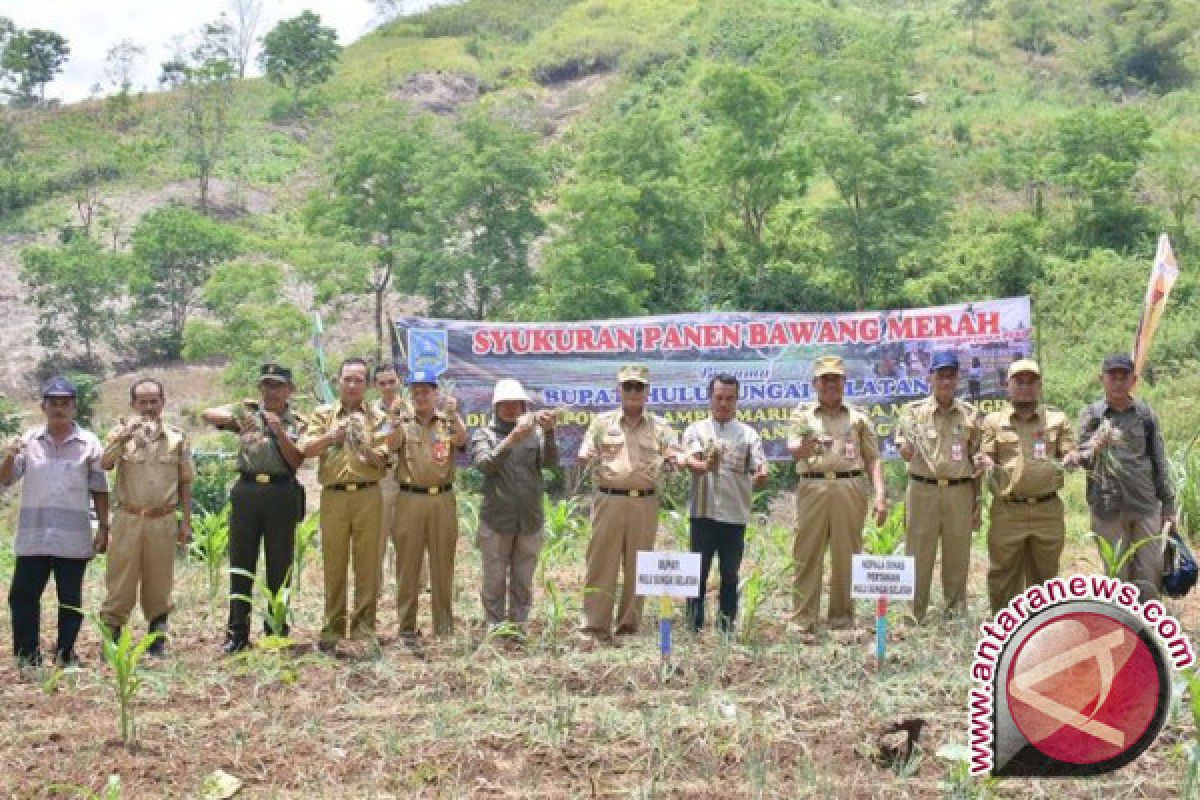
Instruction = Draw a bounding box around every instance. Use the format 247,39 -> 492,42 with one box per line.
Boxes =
393,298 -> 1032,463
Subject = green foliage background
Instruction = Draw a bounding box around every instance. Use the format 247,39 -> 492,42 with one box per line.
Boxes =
3,0 -> 1200,435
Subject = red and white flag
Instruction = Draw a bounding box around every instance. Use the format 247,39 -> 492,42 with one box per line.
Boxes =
1132,233 -> 1180,377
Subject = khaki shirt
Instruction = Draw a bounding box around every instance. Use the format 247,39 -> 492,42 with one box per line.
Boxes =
787,402 -> 879,474
682,416 -> 766,525
105,423 -> 194,510
392,411 -> 460,488
981,405 -> 1076,499
579,410 -> 679,491
304,401 -> 389,486
895,397 -> 981,481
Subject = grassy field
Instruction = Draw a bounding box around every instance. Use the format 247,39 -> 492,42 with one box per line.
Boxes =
1,471 -> 1197,798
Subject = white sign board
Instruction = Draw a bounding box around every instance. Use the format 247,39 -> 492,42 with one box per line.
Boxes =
635,551 -> 702,598
851,555 -> 916,599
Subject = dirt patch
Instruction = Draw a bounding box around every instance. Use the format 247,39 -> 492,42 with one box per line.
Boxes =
391,70 -> 482,114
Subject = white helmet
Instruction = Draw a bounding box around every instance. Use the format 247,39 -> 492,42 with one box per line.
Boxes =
491,379 -> 530,406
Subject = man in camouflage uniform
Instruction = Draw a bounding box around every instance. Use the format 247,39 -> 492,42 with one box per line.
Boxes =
100,378 -> 194,655
387,370 -> 468,637
787,355 -> 888,632
978,358 -> 1080,612
895,351 -> 982,622
302,358 -> 390,653
577,364 -> 679,642
202,364 -> 306,654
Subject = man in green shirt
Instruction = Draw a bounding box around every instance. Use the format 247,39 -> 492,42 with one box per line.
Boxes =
201,364 -> 306,654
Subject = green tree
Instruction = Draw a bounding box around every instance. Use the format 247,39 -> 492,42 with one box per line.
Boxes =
1053,106 -> 1155,251
534,179 -> 653,320
19,237 -> 125,367
1080,0 -> 1194,91
956,0 -> 992,49
183,261 -> 310,391
128,206 -> 241,361
813,26 -> 946,309
307,112 -> 434,363
577,107 -> 702,312
692,64 -> 812,306
1002,0 -> 1059,56
409,110 -> 547,320
1143,123 -> 1200,235
1,28 -> 70,106
259,11 -> 340,113
159,20 -> 236,211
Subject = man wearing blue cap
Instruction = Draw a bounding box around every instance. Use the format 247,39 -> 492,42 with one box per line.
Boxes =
895,351 -> 982,622
1,377 -> 109,668
387,369 -> 468,637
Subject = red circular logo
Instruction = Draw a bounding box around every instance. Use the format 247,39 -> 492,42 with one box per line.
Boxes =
1006,612 -> 1161,765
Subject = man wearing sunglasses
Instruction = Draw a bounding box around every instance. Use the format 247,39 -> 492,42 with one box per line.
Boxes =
578,364 -> 680,643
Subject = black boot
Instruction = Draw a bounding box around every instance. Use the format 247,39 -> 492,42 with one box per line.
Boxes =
146,614 -> 169,657
221,627 -> 250,655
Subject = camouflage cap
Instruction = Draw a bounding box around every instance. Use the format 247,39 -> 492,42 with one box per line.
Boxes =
1007,358 -> 1041,379
812,355 -> 846,378
617,364 -> 650,385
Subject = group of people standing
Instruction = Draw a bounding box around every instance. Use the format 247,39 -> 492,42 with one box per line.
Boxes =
0,347 -> 1176,666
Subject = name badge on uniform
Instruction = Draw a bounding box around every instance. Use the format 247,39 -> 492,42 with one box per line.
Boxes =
951,442 -> 964,462
1033,432 -> 1046,460
844,440 -> 857,460
432,439 -> 450,465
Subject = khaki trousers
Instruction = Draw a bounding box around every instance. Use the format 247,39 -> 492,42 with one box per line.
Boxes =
100,510 -> 177,628
793,477 -> 868,630
583,493 -> 659,636
395,491 -> 458,635
378,476 -> 400,584
1092,512 -> 1162,600
478,521 -> 543,626
905,481 -> 975,621
987,495 -> 1065,612
319,485 -> 382,643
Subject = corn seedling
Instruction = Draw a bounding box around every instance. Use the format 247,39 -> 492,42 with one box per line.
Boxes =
1090,532 -> 1164,579
457,491 -> 481,545
542,495 -> 586,555
864,502 -> 906,556
292,512 -> 320,590
44,775 -> 123,800
230,566 -> 294,641
188,505 -> 231,610
87,613 -> 161,747
659,508 -> 690,550
1172,451 -> 1200,539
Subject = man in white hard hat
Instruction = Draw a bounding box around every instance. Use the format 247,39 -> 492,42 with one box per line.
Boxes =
470,379 -> 558,631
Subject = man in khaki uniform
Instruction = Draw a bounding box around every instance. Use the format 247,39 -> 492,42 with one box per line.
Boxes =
978,358 -> 1080,612
372,363 -> 404,589
387,369 -> 468,636
895,351 -> 982,622
302,358 -> 390,652
787,355 -> 888,632
99,379 -> 193,655
578,364 -> 679,641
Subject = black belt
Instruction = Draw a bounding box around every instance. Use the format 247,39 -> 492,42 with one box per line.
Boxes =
910,474 -> 973,487
598,487 -> 655,498
397,483 -> 453,496
325,482 -> 378,492
801,470 -> 864,480
240,472 -> 296,485
1002,492 -> 1058,505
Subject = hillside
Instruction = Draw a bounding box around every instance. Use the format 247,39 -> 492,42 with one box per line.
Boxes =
3,3 -> 1200,797
0,0 -> 1197,428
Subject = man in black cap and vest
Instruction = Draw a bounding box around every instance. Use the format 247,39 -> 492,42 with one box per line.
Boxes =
201,364 -> 306,653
